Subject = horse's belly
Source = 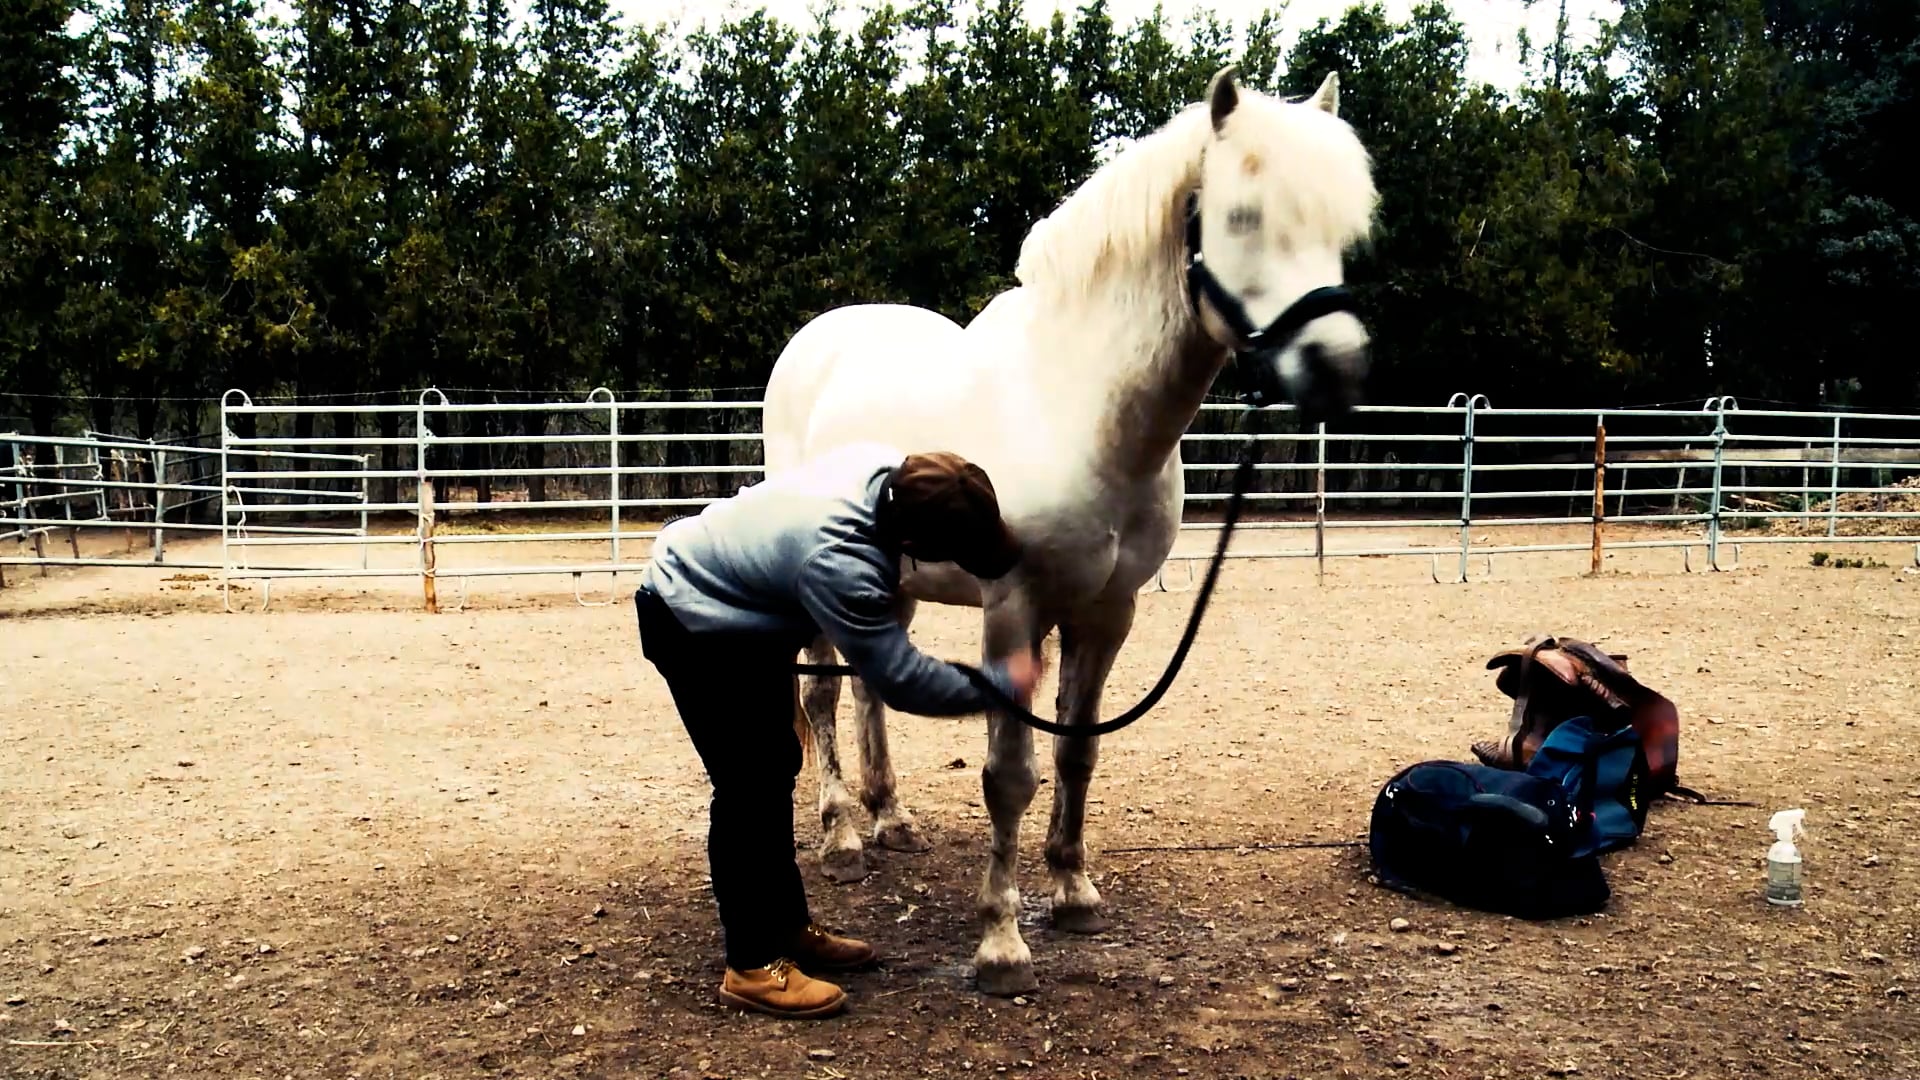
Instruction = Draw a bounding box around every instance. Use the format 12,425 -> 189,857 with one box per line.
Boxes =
899,559 -> 987,607
809,372 -> 985,455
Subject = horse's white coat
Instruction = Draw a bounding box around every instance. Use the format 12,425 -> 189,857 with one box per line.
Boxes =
761,68 -> 1379,994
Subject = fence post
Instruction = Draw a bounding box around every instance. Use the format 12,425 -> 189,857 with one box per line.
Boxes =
1827,415 -> 1842,538
417,388 -> 444,613
120,450 -> 136,550
8,441 -> 22,521
1590,415 -> 1606,575
1707,398 -> 1732,570
1448,393 -> 1489,583
1801,440 -> 1812,525
88,441 -> 106,522
1313,419 -> 1327,583
27,447 -> 48,574
59,444 -> 81,559
592,387 -> 619,570
0,443 -> 7,583
359,454 -> 371,570
219,390 -> 243,605
152,448 -> 168,563
419,474 -> 438,613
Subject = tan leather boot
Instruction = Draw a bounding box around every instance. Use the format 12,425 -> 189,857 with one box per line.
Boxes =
786,924 -> 877,971
717,958 -> 847,1019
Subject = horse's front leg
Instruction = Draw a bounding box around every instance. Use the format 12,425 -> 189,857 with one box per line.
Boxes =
802,634 -> 867,883
852,597 -> 932,853
1044,593 -> 1134,934
974,599 -> 1044,996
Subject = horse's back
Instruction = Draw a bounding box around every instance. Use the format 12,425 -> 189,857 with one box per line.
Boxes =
764,301 -> 1008,471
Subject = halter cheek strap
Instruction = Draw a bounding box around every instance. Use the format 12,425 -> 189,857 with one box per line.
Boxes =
1182,190 -> 1361,408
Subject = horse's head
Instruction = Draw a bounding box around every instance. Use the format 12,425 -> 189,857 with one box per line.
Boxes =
1186,66 -> 1378,424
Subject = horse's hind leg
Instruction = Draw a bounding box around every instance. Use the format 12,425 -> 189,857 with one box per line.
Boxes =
852,596 -> 931,853
1044,593 -> 1134,934
802,634 -> 867,883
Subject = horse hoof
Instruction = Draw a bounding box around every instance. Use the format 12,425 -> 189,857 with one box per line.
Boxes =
1050,904 -> 1110,935
874,819 -> 933,853
821,846 -> 867,884
975,957 -> 1038,997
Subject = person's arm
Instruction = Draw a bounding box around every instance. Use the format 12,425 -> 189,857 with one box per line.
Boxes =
795,546 -> 1018,717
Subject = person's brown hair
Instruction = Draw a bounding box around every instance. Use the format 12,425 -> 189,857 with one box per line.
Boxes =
880,452 -> 1022,579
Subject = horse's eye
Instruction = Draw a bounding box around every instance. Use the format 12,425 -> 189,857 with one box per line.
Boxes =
1227,206 -> 1262,234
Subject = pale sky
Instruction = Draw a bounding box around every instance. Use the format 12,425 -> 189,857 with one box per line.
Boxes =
607,0 -> 1621,90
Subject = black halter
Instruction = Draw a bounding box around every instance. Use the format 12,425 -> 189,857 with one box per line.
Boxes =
1182,190 -> 1360,408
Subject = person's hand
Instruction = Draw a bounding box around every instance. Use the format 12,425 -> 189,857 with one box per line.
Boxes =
1002,647 -> 1046,706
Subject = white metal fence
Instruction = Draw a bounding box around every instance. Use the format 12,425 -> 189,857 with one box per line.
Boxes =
5,389 -> 1918,605
2,428 -> 362,586
3,431 -> 223,582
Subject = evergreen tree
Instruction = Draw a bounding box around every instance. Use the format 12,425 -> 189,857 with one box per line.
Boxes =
1,0 -> 87,433
8,0 -> 1920,431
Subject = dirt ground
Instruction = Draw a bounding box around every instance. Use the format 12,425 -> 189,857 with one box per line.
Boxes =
2,523 -> 1918,1079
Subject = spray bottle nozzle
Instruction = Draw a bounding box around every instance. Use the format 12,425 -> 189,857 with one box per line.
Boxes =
1770,808 -> 1806,844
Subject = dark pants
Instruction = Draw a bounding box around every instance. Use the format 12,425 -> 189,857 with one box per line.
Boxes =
634,584 -> 812,971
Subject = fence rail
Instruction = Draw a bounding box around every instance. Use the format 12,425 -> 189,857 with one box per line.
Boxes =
2,429 -> 366,584
5,388 -> 1919,605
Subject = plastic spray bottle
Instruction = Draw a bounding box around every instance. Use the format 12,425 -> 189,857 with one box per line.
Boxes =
1766,808 -> 1806,907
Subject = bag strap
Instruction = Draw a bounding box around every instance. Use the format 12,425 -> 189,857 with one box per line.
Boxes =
1663,783 -> 1758,807
1588,728 -> 1646,844
1466,792 -> 1551,829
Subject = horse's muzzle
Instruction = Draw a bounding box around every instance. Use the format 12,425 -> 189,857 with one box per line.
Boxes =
1288,341 -> 1369,426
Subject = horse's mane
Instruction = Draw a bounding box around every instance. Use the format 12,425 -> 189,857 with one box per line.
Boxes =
1013,90 -> 1377,307
1012,104 -> 1213,304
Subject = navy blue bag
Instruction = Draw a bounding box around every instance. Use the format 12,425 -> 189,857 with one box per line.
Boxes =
1522,714 -> 1651,859
1368,759 -> 1610,920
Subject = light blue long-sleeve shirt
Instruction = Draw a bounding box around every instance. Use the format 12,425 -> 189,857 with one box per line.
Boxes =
640,441 -> 1018,717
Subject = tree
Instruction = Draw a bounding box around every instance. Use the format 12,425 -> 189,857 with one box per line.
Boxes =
1769,0 -> 1920,407
0,0 -> 86,434
12,0 -> 1920,436
168,0 -> 300,418
1603,0 -> 1815,403
63,0 -> 188,433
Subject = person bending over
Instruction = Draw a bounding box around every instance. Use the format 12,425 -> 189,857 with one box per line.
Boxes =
634,441 -> 1043,1019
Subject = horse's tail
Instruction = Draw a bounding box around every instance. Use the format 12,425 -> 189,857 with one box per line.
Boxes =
792,635 -> 841,767
791,673 -> 812,767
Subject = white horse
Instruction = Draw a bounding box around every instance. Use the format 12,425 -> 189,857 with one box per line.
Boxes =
761,66 -> 1379,995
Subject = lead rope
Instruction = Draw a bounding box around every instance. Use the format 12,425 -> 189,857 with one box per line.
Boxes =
795,405 -> 1264,738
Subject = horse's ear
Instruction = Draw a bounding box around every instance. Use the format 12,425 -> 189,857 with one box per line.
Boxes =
1308,71 -> 1340,116
1208,65 -> 1240,131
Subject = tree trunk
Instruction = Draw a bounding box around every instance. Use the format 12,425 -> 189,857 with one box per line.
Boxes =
378,410 -> 401,506
332,410 -> 356,498
30,399 -> 58,438
524,410 -> 549,505
473,412 -> 493,505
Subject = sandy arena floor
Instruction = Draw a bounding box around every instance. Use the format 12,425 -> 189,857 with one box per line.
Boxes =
2,523 -> 1917,1079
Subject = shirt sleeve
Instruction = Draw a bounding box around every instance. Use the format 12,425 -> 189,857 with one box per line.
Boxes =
794,546 -> 1018,717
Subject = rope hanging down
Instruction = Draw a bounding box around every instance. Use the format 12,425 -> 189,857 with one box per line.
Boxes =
794,415 -> 1263,738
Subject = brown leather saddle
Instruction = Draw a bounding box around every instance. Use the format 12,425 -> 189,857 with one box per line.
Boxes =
1474,633 -> 1687,799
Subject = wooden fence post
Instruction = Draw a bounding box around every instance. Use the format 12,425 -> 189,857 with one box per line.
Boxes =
1314,420 -> 1327,584
1590,416 -> 1607,575
420,476 -> 438,614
